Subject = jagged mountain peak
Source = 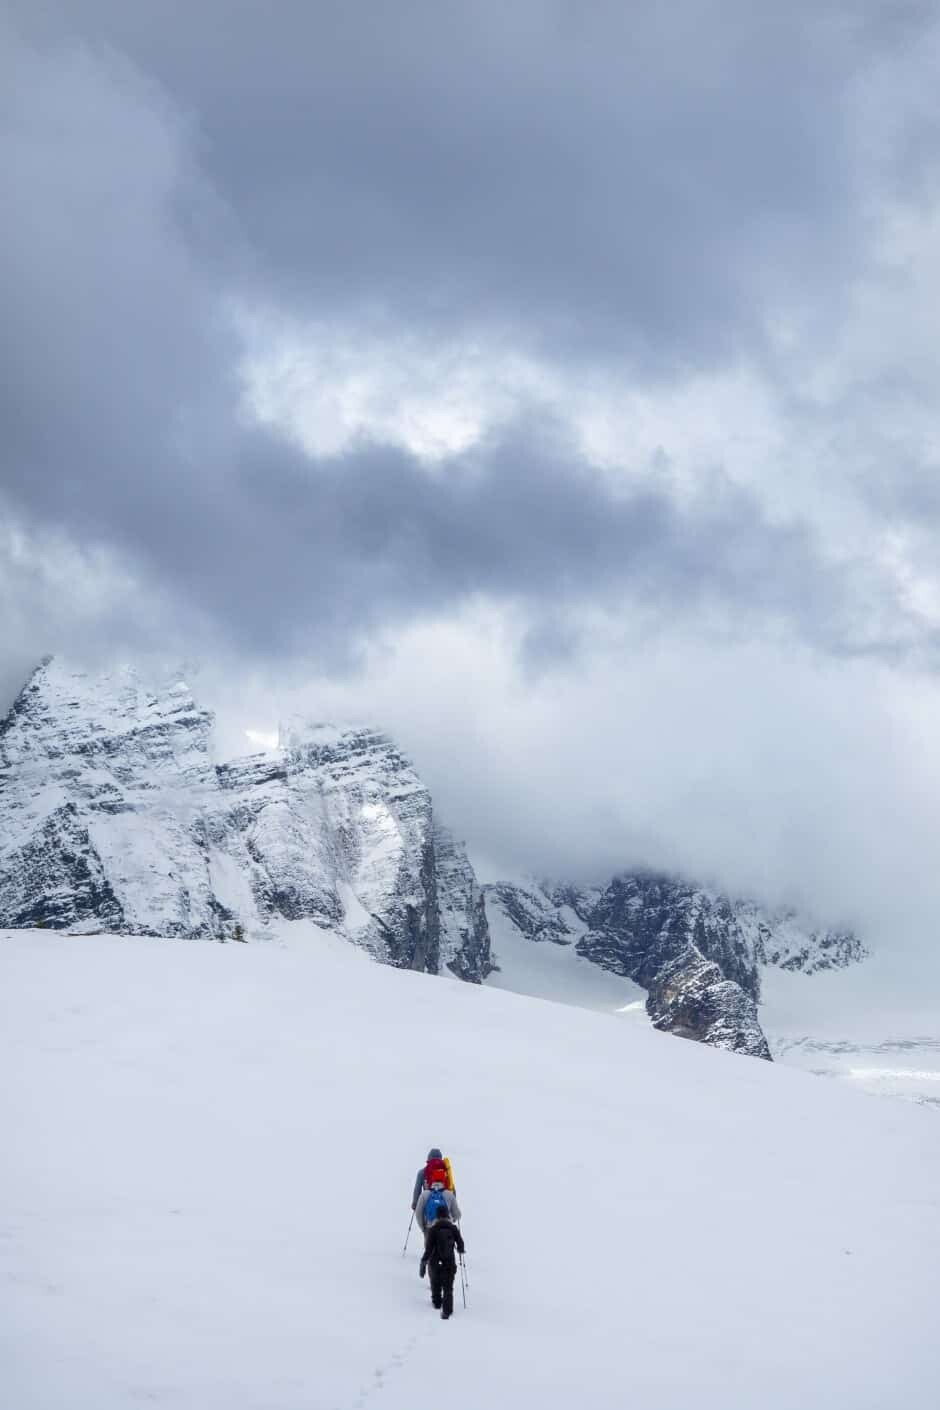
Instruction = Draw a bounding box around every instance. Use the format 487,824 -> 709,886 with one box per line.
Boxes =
0,659 -> 490,980
0,656 -> 208,767
279,717 -> 376,750
278,716 -> 428,801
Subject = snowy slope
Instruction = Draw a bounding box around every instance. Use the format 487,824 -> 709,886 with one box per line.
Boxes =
2,928 -> 938,1410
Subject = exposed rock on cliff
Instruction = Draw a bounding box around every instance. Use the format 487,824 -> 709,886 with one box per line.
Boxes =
0,660 -> 490,980
645,946 -> 772,1058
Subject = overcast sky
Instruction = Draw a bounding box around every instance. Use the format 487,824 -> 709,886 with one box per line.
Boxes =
3,3 -> 940,944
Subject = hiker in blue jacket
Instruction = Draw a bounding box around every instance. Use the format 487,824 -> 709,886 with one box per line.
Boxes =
416,1181 -> 461,1235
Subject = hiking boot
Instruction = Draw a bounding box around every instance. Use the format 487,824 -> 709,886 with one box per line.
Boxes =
441,1310 -> 451,1320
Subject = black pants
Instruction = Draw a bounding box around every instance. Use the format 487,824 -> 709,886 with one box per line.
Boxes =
428,1259 -> 456,1316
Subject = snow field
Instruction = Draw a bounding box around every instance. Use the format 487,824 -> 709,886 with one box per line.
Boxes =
762,959 -> 940,1105
2,925 -> 939,1410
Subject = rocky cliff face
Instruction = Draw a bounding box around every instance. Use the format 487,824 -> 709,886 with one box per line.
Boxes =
0,660 -> 491,980
484,876 -> 865,1060
433,823 -> 492,983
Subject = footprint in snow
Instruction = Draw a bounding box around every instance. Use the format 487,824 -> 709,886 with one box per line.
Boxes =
350,1335 -> 418,1406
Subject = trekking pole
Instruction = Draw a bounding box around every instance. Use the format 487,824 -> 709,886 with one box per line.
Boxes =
401,1210 -> 415,1257
459,1253 -> 468,1309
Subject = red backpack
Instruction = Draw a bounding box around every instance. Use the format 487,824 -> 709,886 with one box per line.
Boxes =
424,1156 -> 449,1190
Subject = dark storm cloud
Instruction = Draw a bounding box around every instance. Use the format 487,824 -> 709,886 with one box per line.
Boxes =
11,0 -> 934,368
212,420 -> 935,667
1,4 -> 939,670
0,24 -> 915,661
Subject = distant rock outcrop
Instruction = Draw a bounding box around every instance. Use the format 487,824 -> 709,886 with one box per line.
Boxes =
0,659 -> 491,980
644,947 -> 771,1058
484,875 -> 864,1061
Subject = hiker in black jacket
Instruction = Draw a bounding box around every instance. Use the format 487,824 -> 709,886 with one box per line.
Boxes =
419,1206 -> 466,1320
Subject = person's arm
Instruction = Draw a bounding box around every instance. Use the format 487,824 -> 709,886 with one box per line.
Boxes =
455,1227 -> 466,1256
449,1191 -> 462,1222
411,1168 -> 424,1210
415,1190 -> 428,1231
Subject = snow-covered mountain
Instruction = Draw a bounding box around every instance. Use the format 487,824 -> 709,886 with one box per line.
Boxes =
0,659 -> 489,979
0,658 -> 866,1064
2,924 -> 938,1410
484,876 -> 864,1060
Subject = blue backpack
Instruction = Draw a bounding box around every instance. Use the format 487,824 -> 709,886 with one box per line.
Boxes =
425,1188 -> 448,1224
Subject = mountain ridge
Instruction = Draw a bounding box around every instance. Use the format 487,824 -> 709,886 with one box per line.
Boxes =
0,658 -> 865,1060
